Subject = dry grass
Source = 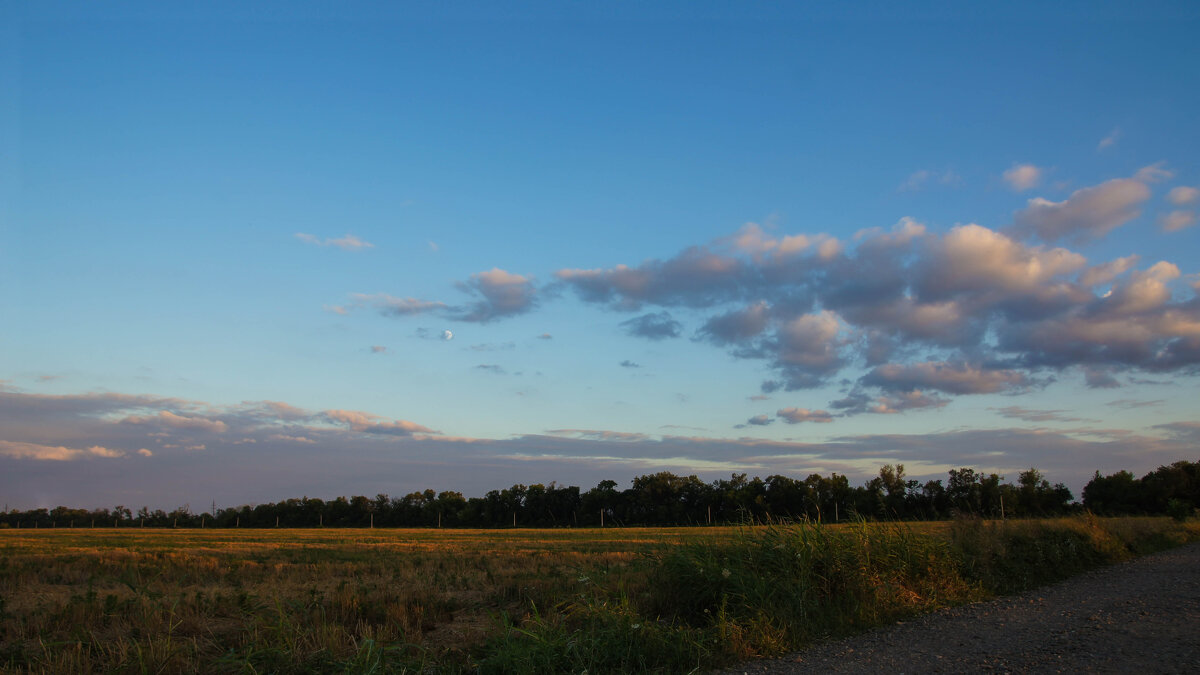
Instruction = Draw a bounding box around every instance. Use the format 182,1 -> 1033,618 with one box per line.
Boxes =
0,527 -> 730,672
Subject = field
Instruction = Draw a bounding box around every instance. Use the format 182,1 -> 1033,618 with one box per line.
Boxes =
1,518 -> 1197,673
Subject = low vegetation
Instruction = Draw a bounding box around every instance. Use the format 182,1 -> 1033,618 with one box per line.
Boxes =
1,516 -> 1197,673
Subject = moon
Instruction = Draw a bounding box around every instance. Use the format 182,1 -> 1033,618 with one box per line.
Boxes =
441,330 -> 453,341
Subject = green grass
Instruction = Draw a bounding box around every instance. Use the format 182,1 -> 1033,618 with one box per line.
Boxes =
1,517 -> 1196,673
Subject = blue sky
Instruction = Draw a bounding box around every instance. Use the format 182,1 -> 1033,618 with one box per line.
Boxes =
3,1 -> 1199,509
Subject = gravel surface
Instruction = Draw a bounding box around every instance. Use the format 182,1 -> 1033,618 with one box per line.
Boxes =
720,542 -> 1200,674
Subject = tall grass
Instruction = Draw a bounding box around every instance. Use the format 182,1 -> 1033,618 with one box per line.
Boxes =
482,516 -> 1200,672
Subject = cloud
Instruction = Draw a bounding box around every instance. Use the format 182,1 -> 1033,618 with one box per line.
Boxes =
899,169 -> 961,192
1083,367 -> 1121,389
122,410 -> 229,433
995,261 -> 1200,372
267,434 -> 317,444
347,269 -> 537,325
1003,164 -> 1043,191
296,233 -> 375,250
832,390 -> 950,416
137,448 -> 153,457
776,407 -> 833,424
469,342 -> 515,352
772,310 -> 844,389
1097,128 -> 1120,151
2,386 -> 1196,508
698,301 -> 770,345
370,345 -> 388,354
474,364 -> 507,375
1079,255 -> 1140,287
1160,210 -> 1196,233
745,414 -> 774,426
620,312 -> 683,340
557,241 -> 770,310
321,409 -> 436,436
1134,163 -> 1172,183
545,429 -> 649,442
1167,186 -> 1199,206
551,209 -> 1199,404
537,333 -> 553,340
318,175 -> 1200,414
863,361 -> 1032,395
1012,172 -> 1154,243
914,223 -> 1087,312
0,440 -> 125,461
239,400 -> 311,422
619,360 -> 641,369
992,406 -> 1084,423
354,294 -> 447,317
1107,398 -> 1163,410
451,268 -> 538,323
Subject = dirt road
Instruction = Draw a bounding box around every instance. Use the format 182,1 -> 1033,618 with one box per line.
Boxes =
722,542 -> 1200,674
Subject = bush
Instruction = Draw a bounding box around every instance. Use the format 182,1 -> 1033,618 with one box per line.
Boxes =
1166,499 -> 1194,522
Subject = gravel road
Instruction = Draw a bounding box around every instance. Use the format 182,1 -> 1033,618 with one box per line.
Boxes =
721,542 -> 1200,674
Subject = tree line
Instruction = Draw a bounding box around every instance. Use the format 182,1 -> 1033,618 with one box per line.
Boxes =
1082,460 -> 1200,519
2,461 -> 1196,529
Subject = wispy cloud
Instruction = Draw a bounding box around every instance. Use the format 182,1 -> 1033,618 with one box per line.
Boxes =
0,440 -> 127,461
352,294 -> 447,317
1003,163 -> 1043,191
1167,186 -> 1199,206
1097,128 -> 1120,151
898,169 -> 962,192
991,406 -> 1085,423
295,233 -> 375,250
1160,210 -> 1196,233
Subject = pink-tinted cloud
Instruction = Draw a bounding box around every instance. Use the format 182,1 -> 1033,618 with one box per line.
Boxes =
1003,164 -> 1043,191
1012,172 -> 1155,243
776,407 -> 833,424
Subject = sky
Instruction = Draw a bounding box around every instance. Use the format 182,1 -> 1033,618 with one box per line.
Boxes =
2,1 -> 1199,510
